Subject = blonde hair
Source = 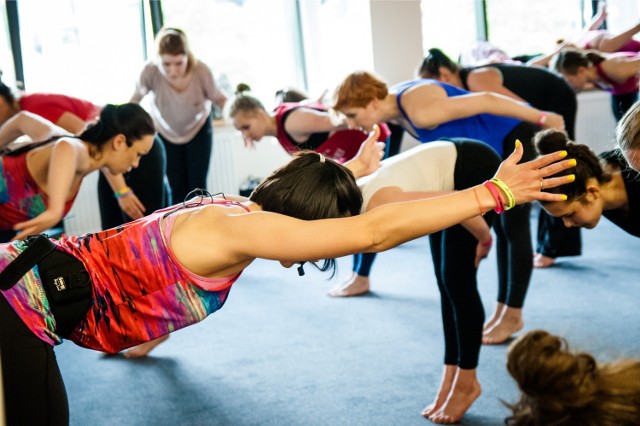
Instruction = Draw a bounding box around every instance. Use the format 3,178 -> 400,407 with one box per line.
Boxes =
156,27 -> 196,73
332,70 -> 388,112
506,330 -> 640,426
616,101 -> 640,154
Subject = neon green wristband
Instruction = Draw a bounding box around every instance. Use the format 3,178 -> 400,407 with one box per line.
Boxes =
490,178 -> 516,210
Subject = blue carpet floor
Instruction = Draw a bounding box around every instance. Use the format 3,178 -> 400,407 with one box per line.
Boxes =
57,208 -> 640,425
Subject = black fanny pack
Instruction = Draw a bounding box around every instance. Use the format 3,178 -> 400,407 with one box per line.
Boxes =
0,234 -> 92,337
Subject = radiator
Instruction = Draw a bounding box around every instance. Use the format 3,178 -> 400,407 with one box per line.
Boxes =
63,125 -> 240,236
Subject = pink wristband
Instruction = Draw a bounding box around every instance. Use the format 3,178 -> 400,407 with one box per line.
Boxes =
480,236 -> 493,248
483,181 -> 505,214
537,112 -> 548,127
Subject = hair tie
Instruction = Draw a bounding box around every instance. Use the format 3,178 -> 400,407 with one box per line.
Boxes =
318,153 -> 326,163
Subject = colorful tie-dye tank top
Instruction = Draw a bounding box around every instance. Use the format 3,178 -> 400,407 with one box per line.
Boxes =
0,152 -> 77,231
0,199 -> 247,352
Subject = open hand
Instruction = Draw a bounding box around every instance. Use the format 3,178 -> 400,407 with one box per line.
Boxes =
493,140 -> 575,205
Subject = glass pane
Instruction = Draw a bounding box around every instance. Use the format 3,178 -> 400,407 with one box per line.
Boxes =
486,0 -> 583,58
298,0 -> 374,97
421,0 -> 478,61
161,0 -> 304,111
0,0 -> 16,85
17,0 -> 145,104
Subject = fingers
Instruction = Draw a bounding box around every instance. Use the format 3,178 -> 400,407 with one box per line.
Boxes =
368,123 -> 380,141
502,139 -> 524,166
523,150 -> 569,170
541,174 -> 575,190
538,158 -> 576,177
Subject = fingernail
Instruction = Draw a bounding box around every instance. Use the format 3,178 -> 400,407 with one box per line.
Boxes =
560,195 -> 568,201
559,151 -> 568,158
515,140 -> 521,149
568,159 -> 577,166
567,174 -> 575,182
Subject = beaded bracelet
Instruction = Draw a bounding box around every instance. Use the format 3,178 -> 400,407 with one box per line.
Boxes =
483,181 -> 505,214
114,186 -> 133,199
490,178 -> 516,210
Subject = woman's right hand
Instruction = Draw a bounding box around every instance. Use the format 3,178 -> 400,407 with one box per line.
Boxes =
12,209 -> 63,241
541,112 -> 565,131
493,140 -> 575,205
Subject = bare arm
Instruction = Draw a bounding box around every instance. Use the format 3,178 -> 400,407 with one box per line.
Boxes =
0,111 -> 67,148
284,108 -> 347,142
12,138 -> 81,240
171,144 -> 575,277
466,67 -> 526,102
403,85 -> 564,130
603,56 -> 640,83
55,112 -> 88,135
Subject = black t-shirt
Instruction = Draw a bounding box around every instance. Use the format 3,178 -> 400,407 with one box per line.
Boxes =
601,149 -> 640,237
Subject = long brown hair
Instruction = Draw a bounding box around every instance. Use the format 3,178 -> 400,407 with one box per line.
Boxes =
506,330 -> 640,425
551,48 -> 606,75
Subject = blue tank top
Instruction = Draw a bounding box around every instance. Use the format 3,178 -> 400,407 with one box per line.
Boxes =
393,79 -> 521,156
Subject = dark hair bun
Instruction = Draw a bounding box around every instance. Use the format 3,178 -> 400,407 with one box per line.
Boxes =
236,83 -> 251,96
534,129 -> 569,155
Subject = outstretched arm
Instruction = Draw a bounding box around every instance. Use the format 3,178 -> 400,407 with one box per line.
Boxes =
173,142 -> 575,277
466,67 -> 526,102
284,107 -> 347,142
0,111 -> 67,149
404,85 -> 564,131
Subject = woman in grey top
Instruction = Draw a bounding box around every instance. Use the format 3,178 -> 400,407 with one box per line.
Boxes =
130,27 -> 228,203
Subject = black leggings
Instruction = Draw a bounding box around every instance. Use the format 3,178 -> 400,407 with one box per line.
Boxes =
495,122 -> 538,308
161,118 -> 213,204
0,294 -> 69,425
98,135 -> 170,229
430,140 -> 499,369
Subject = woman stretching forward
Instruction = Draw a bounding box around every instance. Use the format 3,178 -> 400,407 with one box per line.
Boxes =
0,126 -> 574,425
0,104 -> 155,241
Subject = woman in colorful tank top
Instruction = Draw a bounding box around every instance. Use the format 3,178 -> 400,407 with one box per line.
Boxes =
0,125 -> 576,425
331,71 -> 565,345
229,84 -> 390,179
0,104 -> 155,241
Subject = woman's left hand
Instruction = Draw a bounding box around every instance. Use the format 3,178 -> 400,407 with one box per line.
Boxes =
493,140 -> 575,205
475,237 -> 492,267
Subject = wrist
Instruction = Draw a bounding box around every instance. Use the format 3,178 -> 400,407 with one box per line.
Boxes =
114,186 -> 133,199
537,112 -> 548,127
480,236 -> 493,247
483,181 -> 506,214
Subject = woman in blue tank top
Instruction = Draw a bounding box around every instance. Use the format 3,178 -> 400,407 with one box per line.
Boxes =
331,71 -> 566,345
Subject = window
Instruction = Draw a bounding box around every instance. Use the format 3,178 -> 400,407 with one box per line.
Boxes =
298,0 -> 374,98
486,0 -> 583,58
161,0 -> 304,112
421,0 -> 479,61
17,0 -> 146,104
0,1 -> 16,85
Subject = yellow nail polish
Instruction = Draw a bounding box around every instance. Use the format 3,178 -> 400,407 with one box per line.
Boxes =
567,174 -> 575,182
515,139 -> 521,148
568,159 -> 577,166
559,151 -> 568,158
560,195 -> 568,201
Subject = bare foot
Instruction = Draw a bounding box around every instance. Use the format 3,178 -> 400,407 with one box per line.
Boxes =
482,316 -> 523,345
422,365 -> 456,418
327,273 -> 370,297
533,253 -> 555,268
123,335 -> 170,358
482,302 -> 505,333
429,378 -> 481,424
